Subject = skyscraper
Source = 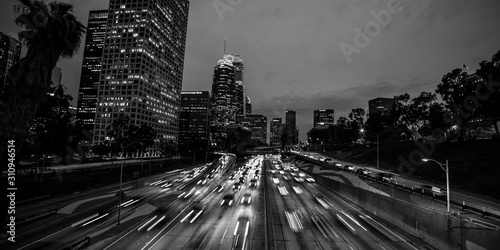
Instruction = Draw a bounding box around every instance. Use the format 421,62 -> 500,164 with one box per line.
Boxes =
285,110 -> 297,145
314,109 -> 334,126
210,53 -> 244,146
242,114 -> 267,145
93,0 -> 190,144
0,32 -> 21,87
76,10 -> 108,136
368,97 -> 394,115
270,117 -> 282,146
179,91 -> 210,157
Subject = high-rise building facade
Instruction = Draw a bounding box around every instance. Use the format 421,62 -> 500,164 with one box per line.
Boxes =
245,95 -> 252,115
368,97 -> 394,115
210,53 -> 244,145
242,115 -> 267,145
93,0 -> 190,144
0,32 -> 21,87
314,109 -> 334,126
270,117 -> 282,146
76,10 -> 108,135
179,91 -> 210,156
285,110 -> 297,145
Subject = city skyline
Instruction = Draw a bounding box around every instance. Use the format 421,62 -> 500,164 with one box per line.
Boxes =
1,0 -> 500,141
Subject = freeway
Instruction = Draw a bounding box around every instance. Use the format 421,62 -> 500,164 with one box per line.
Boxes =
4,153 -> 438,250
292,151 -> 500,218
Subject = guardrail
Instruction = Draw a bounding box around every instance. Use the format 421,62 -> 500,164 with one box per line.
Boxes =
289,153 -> 500,221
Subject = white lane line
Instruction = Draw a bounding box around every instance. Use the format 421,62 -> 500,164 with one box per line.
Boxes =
72,213 -> 99,227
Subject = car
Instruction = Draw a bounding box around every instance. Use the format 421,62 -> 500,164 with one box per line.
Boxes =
239,177 -> 246,184
290,172 -> 297,177
197,178 -> 207,185
279,170 -> 285,175
221,193 -> 235,206
278,185 -> 289,195
305,177 -> 315,183
292,186 -> 303,194
233,183 -> 242,191
241,193 -> 252,204
377,172 -> 395,182
283,175 -> 291,181
234,216 -> 251,250
229,174 -> 236,180
254,169 -> 260,175
325,158 -> 334,164
298,172 -> 306,177
314,195 -> 332,209
214,184 -> 225,193
284,210 -> 303,232
356,168 -> 371,175
250,179 -> 257,187
208,173 -> 214,179
343,165 -> 355,171
272,177 -> 280,184
180,202 -> 206,223
294,177 -> 304,183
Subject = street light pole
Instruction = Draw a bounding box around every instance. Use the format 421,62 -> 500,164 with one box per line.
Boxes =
423,158 -> 450,214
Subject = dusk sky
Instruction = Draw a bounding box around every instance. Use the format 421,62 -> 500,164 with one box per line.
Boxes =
1,0 -> 499,141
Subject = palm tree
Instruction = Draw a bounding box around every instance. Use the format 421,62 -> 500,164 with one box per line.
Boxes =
0,0 -> 86,171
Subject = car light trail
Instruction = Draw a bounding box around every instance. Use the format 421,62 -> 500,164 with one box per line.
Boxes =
234,221 -> 240,235
119,199 -> 134,207
190,209 -> 204,223
178,192 -> 186,198
336,214 -> 356,232
341,211 -> 367,231
123,199 -> 139,208
72,213 -> 99,227
180,210 -> 194,223
82,213 -> 109,227
147,215 -> 166,231
138,215 -> 157,231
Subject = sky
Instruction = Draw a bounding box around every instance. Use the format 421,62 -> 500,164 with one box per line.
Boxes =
1,0 -> 500,142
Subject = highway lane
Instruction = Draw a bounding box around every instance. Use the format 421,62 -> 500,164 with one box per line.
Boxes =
5,162 -> 215,250
266,155 -> 423,250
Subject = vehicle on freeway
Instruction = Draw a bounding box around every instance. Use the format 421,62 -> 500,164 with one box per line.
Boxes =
334,163 -> 342,167
343,165 -> 355,171
270,170 -> 277,174
325,158 -> 334,164
278,185 -> 289,195
254,169 -> 260,175
179,188 -> 196,199
279,170 -> 285,175
298,172 -> 306,177
356,168 -> 372,176
292,186 -> 303,194
250,178 -> 257,187
173,178 -> 183,183
208,173 -> 215,179
319,157 -> 326,162
160,181 -> 173,188
377,172 -> 395,182
233,216 -> 251,250
283,175 -> 291,181
229,174 -> 236,180
241,193 -> 252,204
214,184 -> 225,193
290,172 -> 297,177
305,177 -> 315,183
180,202 -> 206,223
197,178 -> 207,185
419,184 -> 446,196
314,195 -> 333,209
239,177 -> 246,184
272,176 -> 280,184
294,177 -> 304,183
233,182 -> 242,191
221,193 -> 235,207
285,210 -> 304,232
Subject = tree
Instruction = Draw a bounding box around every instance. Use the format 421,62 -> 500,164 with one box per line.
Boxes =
0,0 -> 86,172
436,68 -> 475,140
23,84 -> 74,182
158,139 -> 178,157
92,143 -> 109,158
475,50 -> 500,137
